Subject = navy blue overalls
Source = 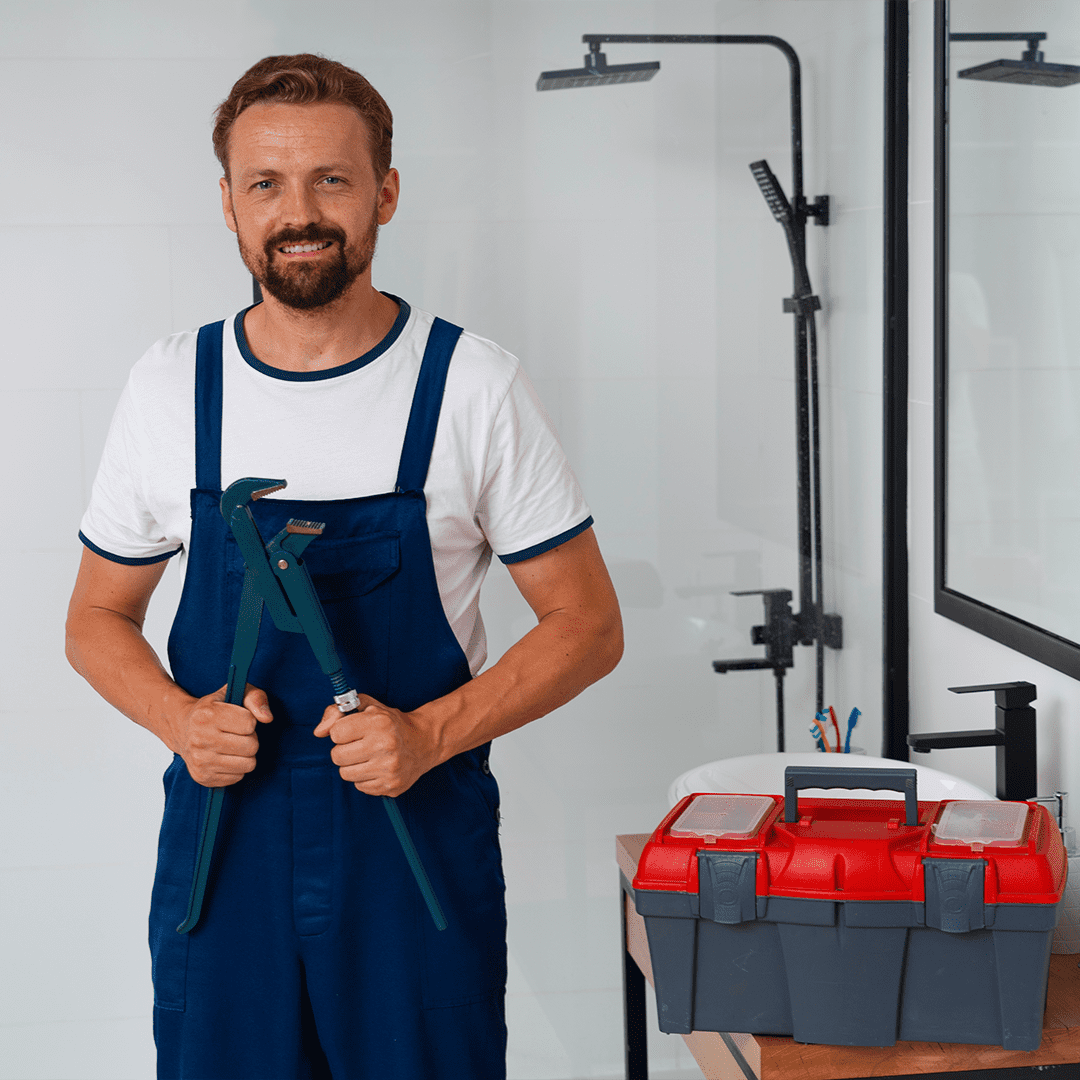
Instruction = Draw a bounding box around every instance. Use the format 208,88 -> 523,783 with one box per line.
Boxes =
151,314 -> 507,1080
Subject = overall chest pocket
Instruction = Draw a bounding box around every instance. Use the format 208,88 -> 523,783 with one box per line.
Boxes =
301,532 -> 401,702
302,532 -> 400,601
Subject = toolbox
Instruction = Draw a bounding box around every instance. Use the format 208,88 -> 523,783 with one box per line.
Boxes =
629,766 -> 1066,1050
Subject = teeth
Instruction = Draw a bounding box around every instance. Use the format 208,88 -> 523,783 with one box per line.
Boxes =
281,241 -> 331,253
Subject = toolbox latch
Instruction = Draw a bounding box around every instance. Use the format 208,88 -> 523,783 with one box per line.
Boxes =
923,858 -> 985,933
697,852 -> 758,925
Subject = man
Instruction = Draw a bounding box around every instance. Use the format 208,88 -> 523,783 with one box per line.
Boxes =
66,54 -> 622,1080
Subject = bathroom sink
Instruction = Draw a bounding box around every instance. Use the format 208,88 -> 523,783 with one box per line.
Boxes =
668,752 -> 994,807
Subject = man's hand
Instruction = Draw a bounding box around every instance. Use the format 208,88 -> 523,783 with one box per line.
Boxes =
314,696 -> 434,797
173,684 -> 274,788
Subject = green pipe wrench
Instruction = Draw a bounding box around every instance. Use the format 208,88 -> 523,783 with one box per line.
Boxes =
177,477 -> 448,934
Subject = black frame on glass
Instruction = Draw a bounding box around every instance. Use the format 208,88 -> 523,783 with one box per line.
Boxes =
933,1 -> 1080,680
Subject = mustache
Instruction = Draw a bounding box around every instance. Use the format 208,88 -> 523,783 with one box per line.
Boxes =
265,224 -> 348,251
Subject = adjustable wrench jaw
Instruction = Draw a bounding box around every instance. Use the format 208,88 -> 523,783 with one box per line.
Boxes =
220,478 -> 300,633
221,478 -> 287,509
266,520 -> 322,560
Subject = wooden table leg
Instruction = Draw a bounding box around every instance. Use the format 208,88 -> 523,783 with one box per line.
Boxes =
622,889 -> 649,1079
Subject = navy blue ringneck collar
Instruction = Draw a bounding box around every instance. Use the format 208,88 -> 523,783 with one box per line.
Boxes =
234,293 -> 411,382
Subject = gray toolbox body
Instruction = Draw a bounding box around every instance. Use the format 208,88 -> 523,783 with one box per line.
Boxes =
629,766 -> 1066,1050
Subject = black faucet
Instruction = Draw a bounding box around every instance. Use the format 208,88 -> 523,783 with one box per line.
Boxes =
906,681 -> 1037,801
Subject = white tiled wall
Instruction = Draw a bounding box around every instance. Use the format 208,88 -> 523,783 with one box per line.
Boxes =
2,3 -> 886,1077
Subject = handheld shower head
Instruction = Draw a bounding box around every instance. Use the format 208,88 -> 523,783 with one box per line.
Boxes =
750,159 -> 814,299
537,50 -> 660,91
749,160 -> 793,226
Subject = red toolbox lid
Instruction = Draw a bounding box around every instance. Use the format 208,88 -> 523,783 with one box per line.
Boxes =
633,790 -> 1065,904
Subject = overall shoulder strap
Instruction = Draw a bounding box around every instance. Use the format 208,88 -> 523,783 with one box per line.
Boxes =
395,317 -> 464,492
194,321 -> 226,492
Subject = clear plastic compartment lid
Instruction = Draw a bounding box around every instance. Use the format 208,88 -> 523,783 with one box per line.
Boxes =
932,800 -> 1030,847
669,794 -> 775,840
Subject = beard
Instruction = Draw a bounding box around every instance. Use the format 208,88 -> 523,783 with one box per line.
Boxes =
237,206 -> 379,311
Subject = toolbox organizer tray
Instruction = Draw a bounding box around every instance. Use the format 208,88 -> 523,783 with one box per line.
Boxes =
629,765 -> 1066,1050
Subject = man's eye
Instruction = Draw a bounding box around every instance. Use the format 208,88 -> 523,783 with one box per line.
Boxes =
255,180 -> 274,190
322,176 -> 343,185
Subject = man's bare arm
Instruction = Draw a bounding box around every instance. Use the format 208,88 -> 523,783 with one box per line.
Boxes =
65,548 -> 272,785
314,527 -> 623,795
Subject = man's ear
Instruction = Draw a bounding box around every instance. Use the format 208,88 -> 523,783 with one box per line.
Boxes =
377,168 -> 400,226
220,177 -> 238,235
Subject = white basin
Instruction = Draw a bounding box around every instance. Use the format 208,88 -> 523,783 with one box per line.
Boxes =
668,752 -> 995,807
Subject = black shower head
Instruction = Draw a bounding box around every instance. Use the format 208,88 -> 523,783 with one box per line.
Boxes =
958,56 -> 1080,87
952,33 -> 1080,87
749,160 -> 792,226
537,51 -> 660,91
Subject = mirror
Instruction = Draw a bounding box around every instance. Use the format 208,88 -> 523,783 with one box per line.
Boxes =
936,0 -> 1080,676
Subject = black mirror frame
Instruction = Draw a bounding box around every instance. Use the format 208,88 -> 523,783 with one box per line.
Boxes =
933,1 -> 1080,681
883,0 -> 911,759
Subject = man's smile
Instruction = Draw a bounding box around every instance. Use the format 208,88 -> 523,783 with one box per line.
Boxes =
279,240 -> 334,256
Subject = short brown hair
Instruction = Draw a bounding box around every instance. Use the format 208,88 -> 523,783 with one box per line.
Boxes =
213,54 -> 393,180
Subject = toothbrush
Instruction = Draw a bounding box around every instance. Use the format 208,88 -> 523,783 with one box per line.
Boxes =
811,716 -> 832,753
828,707 -> 842,752
844,708 -> 861,754
815,712 -> 834,753
809,724 -> 826,752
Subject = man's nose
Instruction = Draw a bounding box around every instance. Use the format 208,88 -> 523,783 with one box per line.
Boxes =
279,183 -> 320,227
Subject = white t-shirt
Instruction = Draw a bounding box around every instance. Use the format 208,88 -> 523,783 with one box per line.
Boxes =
79,299 -> 592,673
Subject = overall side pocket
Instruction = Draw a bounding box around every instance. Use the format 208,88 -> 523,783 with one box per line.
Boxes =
413,754 -> 507,1009
148,757 -> 196,1011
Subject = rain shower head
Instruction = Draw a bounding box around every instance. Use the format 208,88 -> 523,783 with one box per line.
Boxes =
749,160 -> 792,226
958,56 -> 1080,87
952,32 -> 1080,87
537,51 -> 660,91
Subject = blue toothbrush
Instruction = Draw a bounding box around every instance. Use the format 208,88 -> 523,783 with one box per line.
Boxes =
844,708 -> 861,753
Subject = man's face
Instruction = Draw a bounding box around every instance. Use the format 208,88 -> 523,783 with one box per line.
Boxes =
220,101 -> 399,311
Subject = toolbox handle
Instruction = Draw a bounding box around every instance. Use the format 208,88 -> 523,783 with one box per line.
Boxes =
784,766 -> 919,826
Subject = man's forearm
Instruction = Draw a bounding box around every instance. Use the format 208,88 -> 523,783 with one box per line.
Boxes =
68,549 -> 274,788
411,528 -> 623,766
415,600 -> 622,766
66,605 -> 191,754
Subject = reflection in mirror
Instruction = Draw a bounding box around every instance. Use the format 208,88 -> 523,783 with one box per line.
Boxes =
942,0 -> 1080,655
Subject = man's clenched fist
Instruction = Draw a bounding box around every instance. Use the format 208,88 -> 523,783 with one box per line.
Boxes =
172,683 -> 273,787
314,695 -> 434,797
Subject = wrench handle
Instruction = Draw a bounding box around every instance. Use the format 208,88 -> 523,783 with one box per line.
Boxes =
178,580 -> 264,935
336,683 -> 447,932
381,796 -> 448,932
225,662 -> 245,706
176,787 -> 224,934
